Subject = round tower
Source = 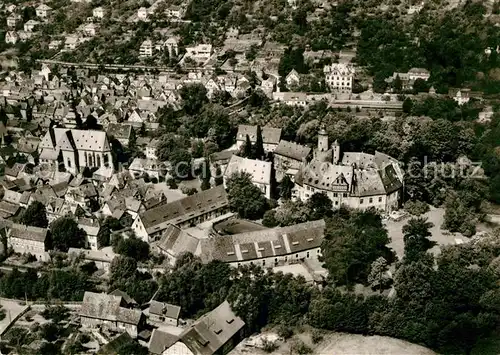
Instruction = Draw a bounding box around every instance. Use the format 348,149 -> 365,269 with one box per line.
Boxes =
318,127 -> 328,152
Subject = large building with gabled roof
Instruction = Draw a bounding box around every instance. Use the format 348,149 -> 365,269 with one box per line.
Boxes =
293,129 -> 403,212
39,128 -> 114,175
132,185 -> 229,242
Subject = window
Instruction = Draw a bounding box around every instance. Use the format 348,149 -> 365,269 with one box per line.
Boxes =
360,199 -> 364,204
379,197 -> 382,202
335,201 -> 338,205
333,193 -> 338,197
306,252 -> 310,258
343,193 -> 347,197
67,158 -> 71,168
369,198 -> 373,203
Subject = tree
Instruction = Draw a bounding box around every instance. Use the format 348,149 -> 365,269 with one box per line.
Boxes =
443,193 -> 477,237
413,78 -> 429,93
226,172 -> 268,219
115,236 -> 149,261
200,158 -> 211,191
214,165 -> 223,186
110,256 -> 137,282
49,217 -> 86,252
402,97 -> 413,114
279,175 -> 294,200
262,210 -> 278,227
367,257 -> 392,292
307,192 -> 333,220
254,126 -> 265,160
169,149 -> 192,180
19,201 -> 48,228
242,134 -> 253,158
402,218 -> 435,262
393,75 -> 403,92
179,83 -> 208,115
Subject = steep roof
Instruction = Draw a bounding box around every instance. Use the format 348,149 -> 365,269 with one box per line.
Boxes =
179,301 -> 244,355
8,224 -> 47,243
236,125 -> 281,145
274,140 -> 311,161
157,224 -> 200,258
149,300 -> 181,319
224,155 -> 272,185
149,329 -> 179,355
206,220 -> 325,263
138,185 -> 228,235
80,292 -> 142,325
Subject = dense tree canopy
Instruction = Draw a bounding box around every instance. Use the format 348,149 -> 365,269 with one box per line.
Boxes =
226,172 -> 269,219
19,201 -> 48,228
49,217 -> 86,252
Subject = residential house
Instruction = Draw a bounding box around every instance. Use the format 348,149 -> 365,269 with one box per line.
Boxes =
68,248 -> 117,271
324,63 -> 355,93
155,301 -> 244,355
140,39 -> 153,57
65,35 -> 80,50
84,23 -> 98,37
285,69 -> 300,88
137,7 -> 149,21
77,217 -> 100,250
7,14 -> 21,28
166,5 -> 185,19
36,4 -> 52,18
273,140 -> 311,181
235,125 -> 282,153
128,158 -> 164,180
148,329 -> 179,355
5,31 -> 18,44
164,37 -> 179,57
184,44 -> 212,63
156,224 -> 200,266
7,224 -> 49,261
450,88 -> 471,106
79,292 -> 144,338
24,20 -> 40,32
148,301 -> 181,326
224,155 -> 272,199
145,139 -> 159,160
107,123 -> 133,147
132,185 -> 229,242
93,6 -> 105,18
273,92 -> 308,107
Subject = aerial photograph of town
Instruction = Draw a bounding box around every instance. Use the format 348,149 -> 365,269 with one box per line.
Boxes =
0,0 -> 498,353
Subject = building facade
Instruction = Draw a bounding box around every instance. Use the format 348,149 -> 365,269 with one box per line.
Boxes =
324,63 -> 355,93
7,224 -> 48,261
39,128 -> 114,175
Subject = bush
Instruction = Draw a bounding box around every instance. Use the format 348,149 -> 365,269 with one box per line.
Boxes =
404,200 -> 430,216
262,339 -> 279,353
167,178 -> 178,189
277,324 -> 293,339
311,329 -> 324,344
291,340 -> 312,354
151,177 -> 159,184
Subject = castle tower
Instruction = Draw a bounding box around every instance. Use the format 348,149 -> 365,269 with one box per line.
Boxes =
318,127 -> 328,153
332,139 -> 340,165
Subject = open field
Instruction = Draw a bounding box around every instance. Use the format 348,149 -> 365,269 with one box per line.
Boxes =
230,330 -> 436,355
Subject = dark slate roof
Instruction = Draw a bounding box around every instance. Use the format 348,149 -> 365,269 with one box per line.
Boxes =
139,185 -> 228,235
236,125 -> 281,145
179,301 -> 244,355
148,329 -> 179,355
274,140 -> 311,161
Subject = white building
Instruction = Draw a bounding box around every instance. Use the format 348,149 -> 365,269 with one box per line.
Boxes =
273,92 -> 308,107
5,31 -> 18,44
184,44 -> 212,63
293,128 -> 403,212
235,125 -> 282,153
64,35 -> 80,50
224,155 -> 272,199
24,20 -> 40,32
407,67 -> 430,81
324,63 -> 355,93
137,7 -> 149,21
36,4 -> 52,18
164,37 -> 179,57
84,23 -> 98,37
140,39 -> 153,57
7,14 -> 21,28
7,224 -> 49,261
93,6 -> 105,18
